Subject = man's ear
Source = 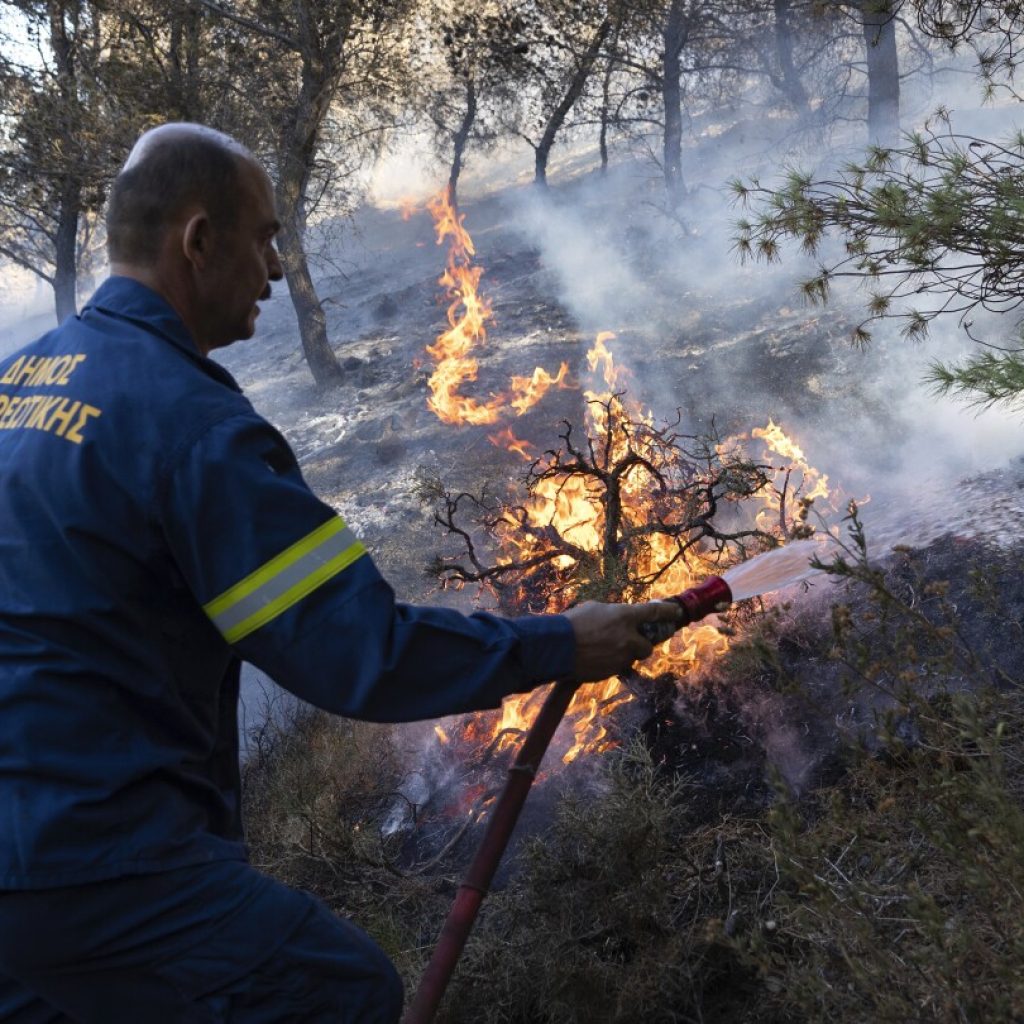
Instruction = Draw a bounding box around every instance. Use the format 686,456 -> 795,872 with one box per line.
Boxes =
182,211 -> 212,269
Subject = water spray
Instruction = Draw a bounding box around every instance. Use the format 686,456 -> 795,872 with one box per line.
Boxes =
403,541 -> 822,1024
639,540 -> 823,643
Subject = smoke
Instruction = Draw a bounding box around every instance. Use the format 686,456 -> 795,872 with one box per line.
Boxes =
370,128 -> 443,207
381,721 -> 446,837
742,689 -> 819,794
496,110 -> 1024,558
0,266 -> 58,359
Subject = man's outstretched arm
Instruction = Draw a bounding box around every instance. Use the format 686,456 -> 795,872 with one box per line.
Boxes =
159,412 -> 681,722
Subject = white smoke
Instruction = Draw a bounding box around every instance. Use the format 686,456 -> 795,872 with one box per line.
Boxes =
494,107 -> 1024,558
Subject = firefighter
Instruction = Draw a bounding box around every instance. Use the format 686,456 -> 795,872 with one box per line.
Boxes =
0,124 -> 681,1023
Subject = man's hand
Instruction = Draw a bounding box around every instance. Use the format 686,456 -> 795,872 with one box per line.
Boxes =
563,600 -> 684,683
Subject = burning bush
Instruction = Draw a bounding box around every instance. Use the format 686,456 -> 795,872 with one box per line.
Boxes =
414,384 -> 829,768
425,397 -> 783,612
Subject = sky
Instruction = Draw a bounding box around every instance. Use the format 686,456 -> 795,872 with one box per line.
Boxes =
0,6 -> 40,69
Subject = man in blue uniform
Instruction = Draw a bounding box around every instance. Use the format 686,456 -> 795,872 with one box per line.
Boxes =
0,124 -> 680,1022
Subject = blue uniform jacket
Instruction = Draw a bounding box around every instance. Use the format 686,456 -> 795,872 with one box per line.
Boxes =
0,277 -> 574,889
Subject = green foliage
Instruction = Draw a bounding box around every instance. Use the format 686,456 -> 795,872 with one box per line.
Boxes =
911,2 -> 1024,100
731,117 -> 1024,407
927,349 -> 1024,410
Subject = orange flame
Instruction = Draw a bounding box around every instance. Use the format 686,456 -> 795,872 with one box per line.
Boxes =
398,196 -> 418,221
488,427 -> 536,461
586,330 -> 629,391
472,335 -> 722,762
419,204 -> 840,766
424,188 -> 574,431
475,336 -> 838,764
508,363 -> 573,415
748,418 -> 834,532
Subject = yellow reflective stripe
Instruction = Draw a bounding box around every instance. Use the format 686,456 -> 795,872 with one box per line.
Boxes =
203,517 -> 366,644
219,538 -> 366,644
205,517 -> 344,620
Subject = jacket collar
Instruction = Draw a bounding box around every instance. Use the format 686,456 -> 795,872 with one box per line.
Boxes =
82,276 -> 242,393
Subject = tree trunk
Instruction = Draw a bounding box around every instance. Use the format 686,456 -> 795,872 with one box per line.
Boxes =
274,167 -> 342,386
598,34 -> 617,174
53,178 -> 80,321
276,212 -> 342,387
169,0 -> 202,118
598,16 -> 623,176
534,16 -> 612,186
448,76 -> 476,207
601,475 -> 623,592
49,0 -> 81,321
662,0 -> 687,208
270,2 -> 350,386
860,0 -> 899,147
773,0 -> 810,114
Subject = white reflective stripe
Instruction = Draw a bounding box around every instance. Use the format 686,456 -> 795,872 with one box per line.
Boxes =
204,518 -> 366,644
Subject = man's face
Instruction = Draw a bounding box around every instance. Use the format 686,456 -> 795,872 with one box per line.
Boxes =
201,159 -> 283,353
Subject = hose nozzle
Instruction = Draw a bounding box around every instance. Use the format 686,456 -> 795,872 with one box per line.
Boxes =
639,576 -> 733,644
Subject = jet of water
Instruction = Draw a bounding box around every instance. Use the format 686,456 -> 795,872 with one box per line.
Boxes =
721,540 -> 824,602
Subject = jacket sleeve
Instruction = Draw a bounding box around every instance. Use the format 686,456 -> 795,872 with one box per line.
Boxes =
157,412 -> 575,721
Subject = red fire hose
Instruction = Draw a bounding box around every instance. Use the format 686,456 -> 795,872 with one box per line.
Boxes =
402,576 -> 732,1024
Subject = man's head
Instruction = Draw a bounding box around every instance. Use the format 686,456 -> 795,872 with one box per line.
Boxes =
106,123 -> 283,356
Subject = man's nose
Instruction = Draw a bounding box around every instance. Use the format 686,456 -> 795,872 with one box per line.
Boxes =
267,244 -> 284,282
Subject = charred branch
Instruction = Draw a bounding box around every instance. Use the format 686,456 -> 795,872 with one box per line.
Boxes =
427,395 -> 782,610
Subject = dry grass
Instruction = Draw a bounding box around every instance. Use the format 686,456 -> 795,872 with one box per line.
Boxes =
241,535 -> 1024,1022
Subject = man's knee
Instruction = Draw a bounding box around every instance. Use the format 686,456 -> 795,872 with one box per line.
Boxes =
370,951 -> 403,1024
289,901 -> 404,1023
335,917 -> 403,1023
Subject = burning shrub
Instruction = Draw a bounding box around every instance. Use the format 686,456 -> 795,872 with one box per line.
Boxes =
416,389 -> 830,768
422,391 -> 826,662
426,395 -> 781,611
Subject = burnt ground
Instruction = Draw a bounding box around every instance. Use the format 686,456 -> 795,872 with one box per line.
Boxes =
214,162 -> 1024,867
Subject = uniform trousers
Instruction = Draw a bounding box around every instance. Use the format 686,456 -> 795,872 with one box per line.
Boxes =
0,860 -> 402,1023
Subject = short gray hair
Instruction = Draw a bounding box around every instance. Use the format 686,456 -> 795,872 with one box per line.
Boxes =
106,124 -> 253,265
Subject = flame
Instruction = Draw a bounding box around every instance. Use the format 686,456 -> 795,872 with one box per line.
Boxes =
752,419 -> 831,502
467,335 -> 749,763
586,330 -> 629,391
747,418 -> 835,534
477,337 -> 836,764
424,188 -> 574,427
418,197 -> 840,769
508,363 -> 573,415
488,427 -> 536,462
